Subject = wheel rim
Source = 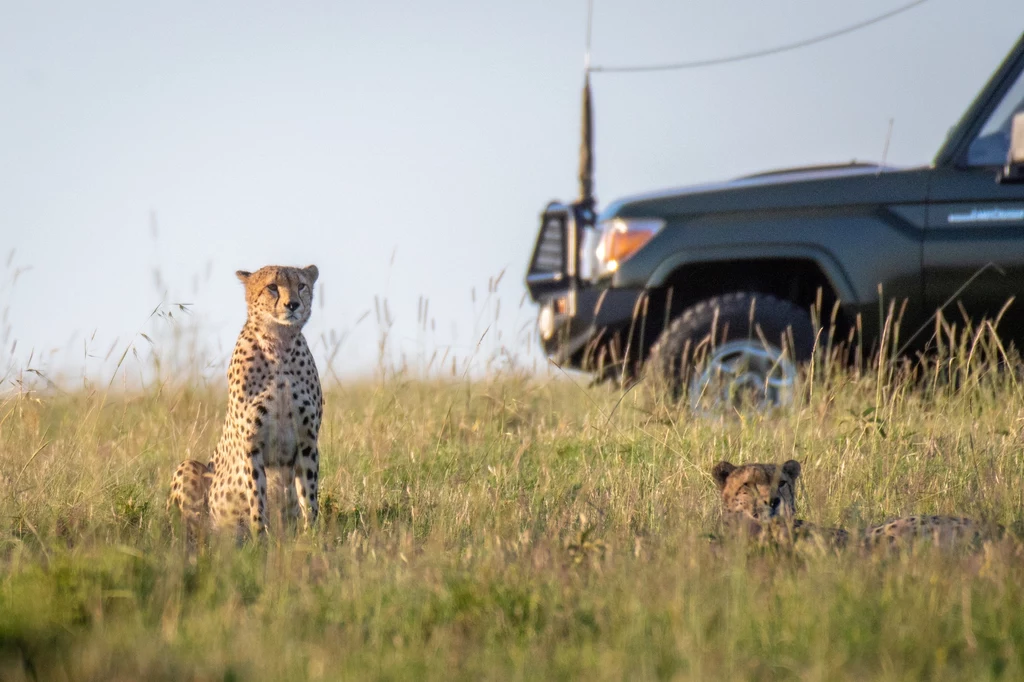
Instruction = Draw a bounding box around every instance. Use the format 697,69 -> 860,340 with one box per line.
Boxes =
688,339 -> 797,413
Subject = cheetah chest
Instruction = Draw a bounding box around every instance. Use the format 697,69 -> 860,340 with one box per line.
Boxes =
260,373 -> 309,467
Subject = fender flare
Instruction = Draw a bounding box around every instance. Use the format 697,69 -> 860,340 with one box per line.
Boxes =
640,244 -> 859,306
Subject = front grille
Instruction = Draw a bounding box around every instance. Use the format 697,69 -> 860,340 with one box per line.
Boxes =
526,203 -> 580,302
530,211 -> 567,275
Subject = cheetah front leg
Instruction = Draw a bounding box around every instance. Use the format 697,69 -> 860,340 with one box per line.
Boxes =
209,436 -> 269,540
246,451 -> 270,538
292,443 -> 320,530
239,406 -> 271,538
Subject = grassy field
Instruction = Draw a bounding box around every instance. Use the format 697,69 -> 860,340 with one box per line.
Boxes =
3,333 -> 1024,681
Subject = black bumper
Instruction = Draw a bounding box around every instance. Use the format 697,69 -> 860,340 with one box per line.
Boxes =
536,286 -> 647,370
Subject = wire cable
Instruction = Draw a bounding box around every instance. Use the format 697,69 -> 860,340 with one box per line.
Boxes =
584,0 -> 595,71
588,0 -> 930,74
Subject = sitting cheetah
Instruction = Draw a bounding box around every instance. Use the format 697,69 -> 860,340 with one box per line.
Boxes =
168,264 -> 323,539
711,459 -> 1000,549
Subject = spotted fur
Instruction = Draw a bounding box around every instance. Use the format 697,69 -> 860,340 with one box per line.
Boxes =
863,515 -> 1002,548
167,264 -> 323,539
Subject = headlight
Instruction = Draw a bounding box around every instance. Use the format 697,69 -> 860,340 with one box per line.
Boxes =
591,218 -> 664,278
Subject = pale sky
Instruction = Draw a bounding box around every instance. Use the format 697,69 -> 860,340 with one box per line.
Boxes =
1,1 -> 1021,385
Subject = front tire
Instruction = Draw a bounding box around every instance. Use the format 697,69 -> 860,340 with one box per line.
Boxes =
647,292 -> 815,412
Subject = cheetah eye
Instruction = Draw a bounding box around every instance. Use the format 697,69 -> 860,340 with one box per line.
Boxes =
298,283 -> 307,292
778,481 -> 788,489
266,283 -> 279,295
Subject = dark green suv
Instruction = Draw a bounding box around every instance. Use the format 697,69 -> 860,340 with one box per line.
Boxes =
526,32 -> 1024,410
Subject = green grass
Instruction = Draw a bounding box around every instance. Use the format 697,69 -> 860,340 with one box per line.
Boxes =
3,339 -> 1024,681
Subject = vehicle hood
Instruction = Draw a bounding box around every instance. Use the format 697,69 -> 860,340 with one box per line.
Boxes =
601,162 -> 930,220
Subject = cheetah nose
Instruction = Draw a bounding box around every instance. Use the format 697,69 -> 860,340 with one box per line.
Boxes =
286,301 -> 300,312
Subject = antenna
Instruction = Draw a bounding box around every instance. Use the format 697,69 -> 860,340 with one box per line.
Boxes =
584,0 -> 594,72
880,117 -> 894,171
578,0 -> 596,207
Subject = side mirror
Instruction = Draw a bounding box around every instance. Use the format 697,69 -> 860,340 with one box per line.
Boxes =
1001,111 -> 1024,182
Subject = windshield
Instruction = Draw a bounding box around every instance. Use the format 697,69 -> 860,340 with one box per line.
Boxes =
967,66 -> 1024,166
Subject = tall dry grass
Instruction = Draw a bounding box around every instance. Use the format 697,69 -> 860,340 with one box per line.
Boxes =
2,265 -> 1024,679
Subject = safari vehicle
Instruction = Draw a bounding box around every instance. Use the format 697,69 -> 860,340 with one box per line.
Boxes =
526,31 -> 1024,410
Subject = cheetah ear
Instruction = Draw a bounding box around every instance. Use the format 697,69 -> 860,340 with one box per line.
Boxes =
236,270 -> 252,284
711,461 -> 736,490
781,459 -> 801,481
303,265 -> 319,284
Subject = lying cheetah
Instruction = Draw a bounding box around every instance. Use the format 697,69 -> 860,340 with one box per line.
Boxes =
168,264 -> 323,539
711,459 -> 849,547
711,459 -> 1000,549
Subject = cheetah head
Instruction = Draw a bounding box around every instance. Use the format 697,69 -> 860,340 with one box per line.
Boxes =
236,265 -> 319,329
712,459 -> 801,524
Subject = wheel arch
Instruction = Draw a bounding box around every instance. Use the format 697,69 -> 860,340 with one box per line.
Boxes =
646,247 -> 856,303
656,246 -> 853,306
635,251 -> 857,362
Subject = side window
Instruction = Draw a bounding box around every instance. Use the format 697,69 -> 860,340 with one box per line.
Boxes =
967,67 -> 1024,167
